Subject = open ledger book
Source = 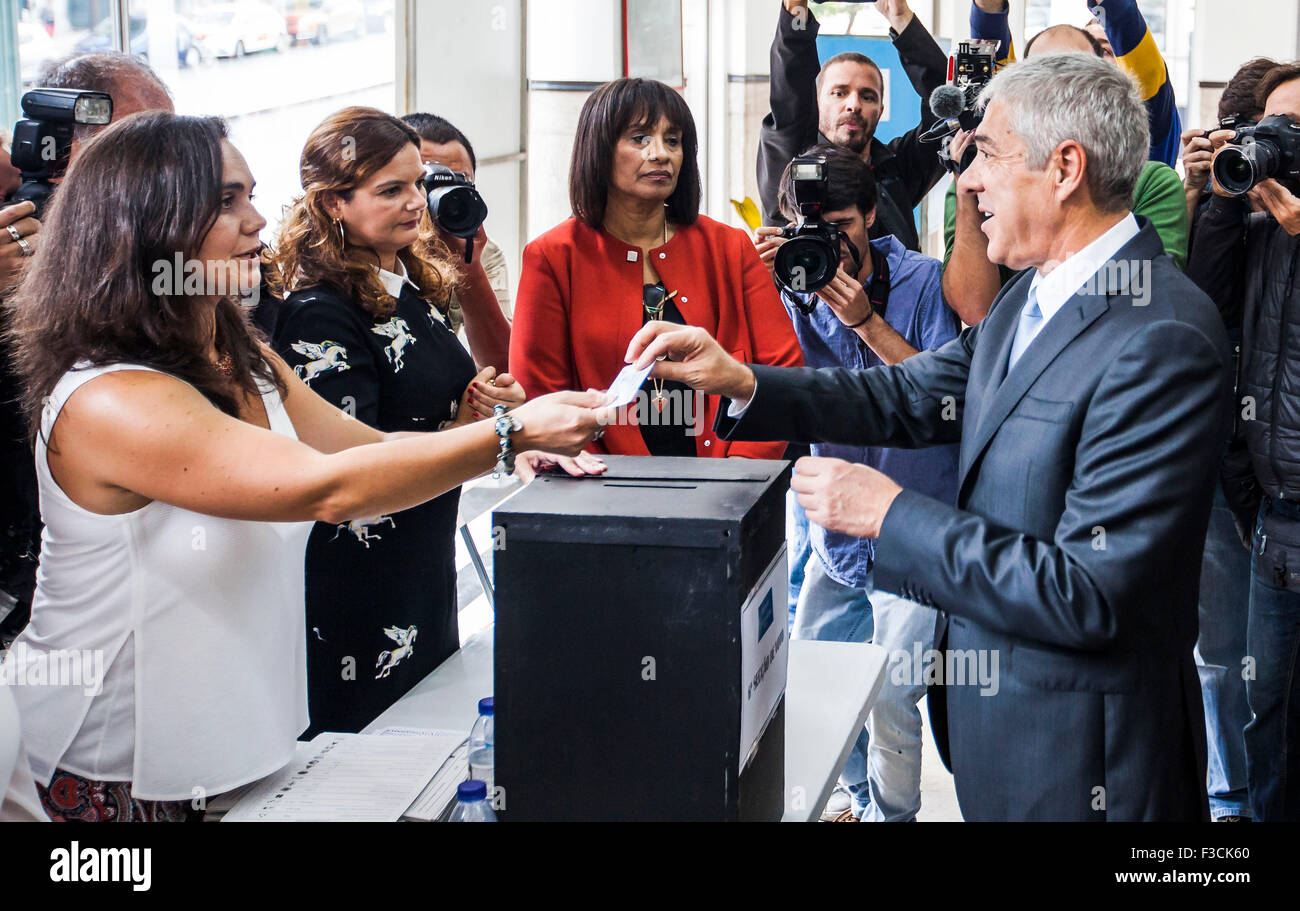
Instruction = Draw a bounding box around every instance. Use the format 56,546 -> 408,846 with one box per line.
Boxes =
220,729 -> 468,822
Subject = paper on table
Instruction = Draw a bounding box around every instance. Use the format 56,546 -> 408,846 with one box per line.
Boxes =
605,362 -> 654,408
221,731 -> 460,822
378,726 -> 471,822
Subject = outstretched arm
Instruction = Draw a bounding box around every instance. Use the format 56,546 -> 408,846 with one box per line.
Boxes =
757,1 -> 824,226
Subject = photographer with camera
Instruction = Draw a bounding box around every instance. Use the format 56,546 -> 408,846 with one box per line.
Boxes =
1182,58 -> 1277,227
402,113 -> 513,368
758,0 -> 948,250
1188,63 -> 1300,822
267,108 -> 582,736
757,144 -> 957,821
1,54 -> 175,648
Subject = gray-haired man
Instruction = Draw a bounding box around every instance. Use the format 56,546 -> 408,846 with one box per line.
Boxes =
628,53 -> 1231,820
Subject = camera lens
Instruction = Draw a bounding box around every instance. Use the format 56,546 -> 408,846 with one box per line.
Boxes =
429,185 -> 488,238
1213,142 -> 1280,196
1212,148 -> 1256,196
774,236 -> 837,293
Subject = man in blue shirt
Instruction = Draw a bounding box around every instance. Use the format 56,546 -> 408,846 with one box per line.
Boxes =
755,144 -> 959,821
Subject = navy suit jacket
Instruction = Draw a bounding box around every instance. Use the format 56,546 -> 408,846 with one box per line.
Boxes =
717,219 -> 1231,820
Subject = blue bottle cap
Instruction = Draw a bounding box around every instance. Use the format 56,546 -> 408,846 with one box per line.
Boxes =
478,696 -> 494,716
458,780 -> 488,801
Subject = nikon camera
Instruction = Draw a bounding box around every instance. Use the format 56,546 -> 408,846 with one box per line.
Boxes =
424,163 -> 488,262
1212,113 -> 1300,196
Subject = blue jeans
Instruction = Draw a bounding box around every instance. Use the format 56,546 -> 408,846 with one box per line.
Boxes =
787,490 -> 813,629
794,556 -> 936,821
1244,506 -> 1300,821
1196,488 -> 1253,818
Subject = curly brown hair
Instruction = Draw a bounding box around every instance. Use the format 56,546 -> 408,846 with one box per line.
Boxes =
6,112 -> 281,441
268,106 -> 458,319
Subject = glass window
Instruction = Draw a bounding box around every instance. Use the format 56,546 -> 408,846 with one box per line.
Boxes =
130,0 -> 396,238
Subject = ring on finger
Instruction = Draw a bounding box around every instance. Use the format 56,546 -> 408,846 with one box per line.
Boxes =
16,237 -> 33,257
5,225 -> 20,243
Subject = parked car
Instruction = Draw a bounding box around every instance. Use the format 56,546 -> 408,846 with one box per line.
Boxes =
73,13 -> 149,59
283,0 -> 364,45
18,21 -> 59,87
192,2 -> 288,60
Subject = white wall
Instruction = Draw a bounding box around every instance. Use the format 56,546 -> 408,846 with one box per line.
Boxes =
410,0 -> 525,284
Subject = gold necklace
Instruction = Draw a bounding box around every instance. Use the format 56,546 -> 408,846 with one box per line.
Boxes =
642,218 -> 674,414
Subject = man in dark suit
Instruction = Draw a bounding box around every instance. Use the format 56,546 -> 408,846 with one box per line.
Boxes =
628,53 -> 1231,821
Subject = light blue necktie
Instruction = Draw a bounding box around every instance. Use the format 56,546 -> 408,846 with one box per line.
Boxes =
1006,284 -> 1043,373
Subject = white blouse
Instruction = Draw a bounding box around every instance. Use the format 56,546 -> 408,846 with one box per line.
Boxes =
2,363 -> 313,800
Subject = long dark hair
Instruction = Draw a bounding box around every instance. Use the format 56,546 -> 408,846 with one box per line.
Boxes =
269,107 -> 457,320
569,78 -> 701,228
5,111 -> 282,440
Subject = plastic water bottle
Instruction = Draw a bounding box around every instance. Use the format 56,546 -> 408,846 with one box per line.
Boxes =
468,696 -> 494,790
449,780 -> 496,822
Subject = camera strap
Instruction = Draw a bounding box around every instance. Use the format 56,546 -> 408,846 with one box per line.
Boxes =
866,244 -> 891,319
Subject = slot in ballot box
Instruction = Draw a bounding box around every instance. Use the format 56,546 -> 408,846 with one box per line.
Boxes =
493,455 -> 791,821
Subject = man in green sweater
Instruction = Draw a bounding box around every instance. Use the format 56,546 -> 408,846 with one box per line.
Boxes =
942,3 -> 1189,324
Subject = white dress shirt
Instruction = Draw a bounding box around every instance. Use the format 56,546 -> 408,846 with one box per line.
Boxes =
1017,212 -> 1140,348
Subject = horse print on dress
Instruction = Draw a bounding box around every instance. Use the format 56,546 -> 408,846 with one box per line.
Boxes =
376,625 -> 418,678
331,514 -> 396,548
290,340 -> 350,383
372,317 -> 417,371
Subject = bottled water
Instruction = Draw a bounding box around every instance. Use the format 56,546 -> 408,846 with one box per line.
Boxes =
468,696 -> 494,790
449,780 -> 496,822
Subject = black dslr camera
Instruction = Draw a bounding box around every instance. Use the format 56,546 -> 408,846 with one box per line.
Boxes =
424,163 -> 488,263
7,88 -> 113,218
1212,113 -> 1300,196
774,156 -> 855,295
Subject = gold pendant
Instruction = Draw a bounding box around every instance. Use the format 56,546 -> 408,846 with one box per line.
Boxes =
654,390 -> 666,413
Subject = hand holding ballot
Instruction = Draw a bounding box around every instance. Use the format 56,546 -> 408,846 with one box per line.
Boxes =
625,320 -> 758,405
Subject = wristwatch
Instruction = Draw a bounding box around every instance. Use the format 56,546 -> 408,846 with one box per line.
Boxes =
493,404 -> 523,478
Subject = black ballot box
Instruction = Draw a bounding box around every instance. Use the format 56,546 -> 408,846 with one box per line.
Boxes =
493,455 -> 792,821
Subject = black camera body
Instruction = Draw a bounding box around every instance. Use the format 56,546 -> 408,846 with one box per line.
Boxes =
424,163 -> 488,262
774,156 -> 850,295
7,88 -> 113,218
1212,114 -> 1300,196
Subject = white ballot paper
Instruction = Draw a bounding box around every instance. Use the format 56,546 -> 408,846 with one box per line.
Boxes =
377,726 -> 470,821
604,362 -> 654,408
222,731 -> 461,822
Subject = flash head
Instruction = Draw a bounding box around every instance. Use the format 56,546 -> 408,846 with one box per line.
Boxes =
19,88 -> 113,126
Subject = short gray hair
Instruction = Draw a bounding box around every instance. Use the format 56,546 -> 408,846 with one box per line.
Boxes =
977,52 -> 1148,213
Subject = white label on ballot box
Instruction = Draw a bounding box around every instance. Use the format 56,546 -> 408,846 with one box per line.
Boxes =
739,545 -> 788,772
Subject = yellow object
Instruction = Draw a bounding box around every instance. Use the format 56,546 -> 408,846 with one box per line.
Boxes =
731,197 -> 761,231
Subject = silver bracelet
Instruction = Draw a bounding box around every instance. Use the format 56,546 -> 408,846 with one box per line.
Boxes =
493,404 -> 522,478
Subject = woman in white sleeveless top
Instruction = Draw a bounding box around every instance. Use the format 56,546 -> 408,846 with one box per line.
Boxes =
0,112 -> 607,821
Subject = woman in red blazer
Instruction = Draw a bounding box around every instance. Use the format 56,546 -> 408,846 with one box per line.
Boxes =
511,78 -> 803,459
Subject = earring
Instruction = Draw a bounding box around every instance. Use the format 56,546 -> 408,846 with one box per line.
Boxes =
334,218 -> 345,245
